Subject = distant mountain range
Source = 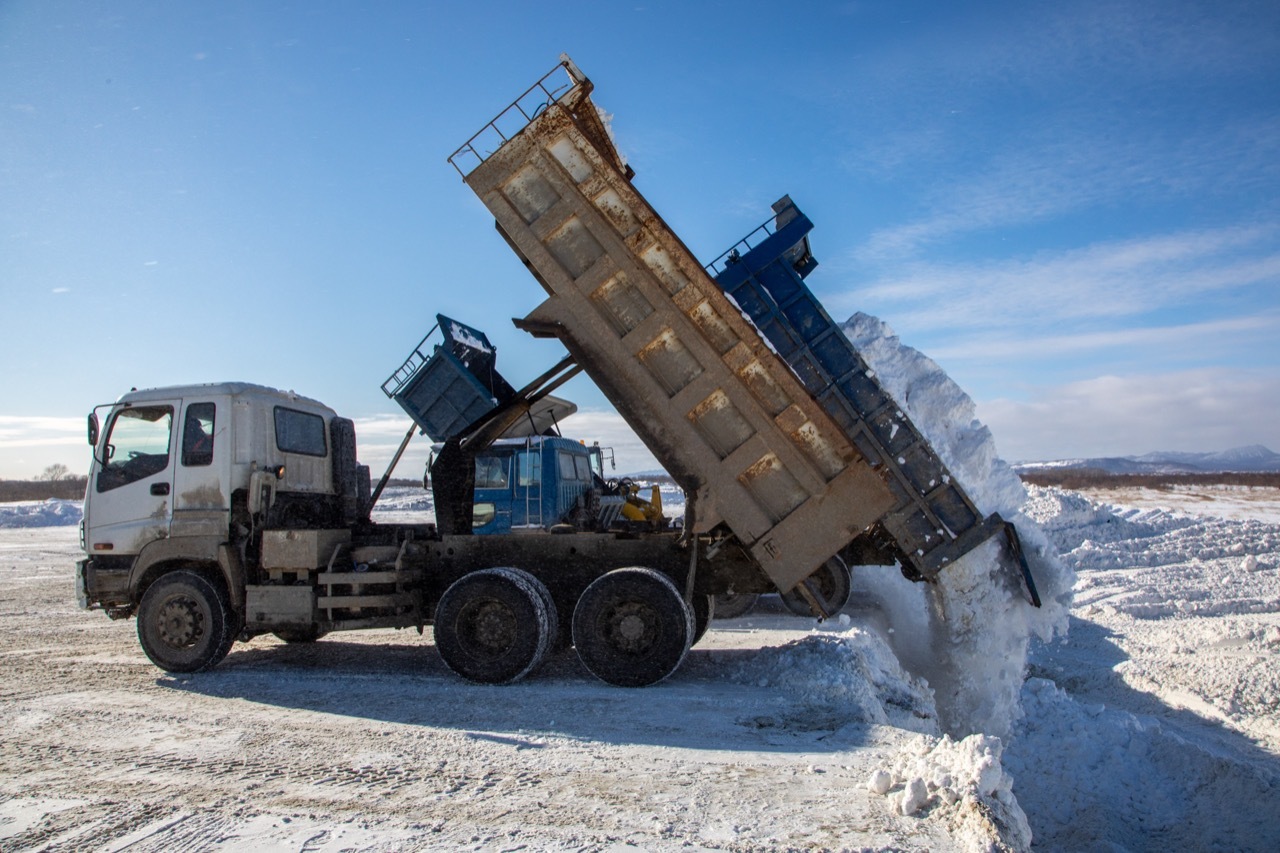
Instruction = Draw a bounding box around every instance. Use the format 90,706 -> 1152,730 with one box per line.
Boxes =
1015,445 -> 1280,474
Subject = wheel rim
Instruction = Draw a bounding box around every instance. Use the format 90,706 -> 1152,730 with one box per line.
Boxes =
156,595 -> 205,649
602,601 -> 658,654
458,599 -> 518,659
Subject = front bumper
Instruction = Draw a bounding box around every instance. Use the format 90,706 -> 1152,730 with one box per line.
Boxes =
76,558 -> 131,611
75,558 -> 89,609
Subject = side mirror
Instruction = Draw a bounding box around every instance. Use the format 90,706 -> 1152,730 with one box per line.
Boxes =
87,413 -> 99,447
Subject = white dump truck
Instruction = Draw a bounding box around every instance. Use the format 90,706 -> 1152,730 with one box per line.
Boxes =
76,57 -> 1037,688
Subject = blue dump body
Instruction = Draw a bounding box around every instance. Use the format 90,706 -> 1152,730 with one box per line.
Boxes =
382,315 -> 515,442
386,315 -> 603,534
709,198 -> 1034,593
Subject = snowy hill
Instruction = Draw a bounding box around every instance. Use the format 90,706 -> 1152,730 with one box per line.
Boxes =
1017,445 -> 1280,474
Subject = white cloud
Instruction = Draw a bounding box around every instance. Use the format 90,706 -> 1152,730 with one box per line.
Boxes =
556,409 -> 663,475
0,416 -> 85,446
978,368 -> 1280,461
0,416 -> 89,479
928,311 -> 1280,363
828,223 -> 1280,333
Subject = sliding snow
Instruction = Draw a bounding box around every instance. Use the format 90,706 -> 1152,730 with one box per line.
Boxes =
842,312 -> 1075,738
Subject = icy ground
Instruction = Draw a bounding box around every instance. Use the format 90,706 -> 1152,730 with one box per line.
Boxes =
2,485 -> 1278,851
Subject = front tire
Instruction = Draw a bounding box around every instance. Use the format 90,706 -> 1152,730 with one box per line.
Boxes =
573,568 -> 693,687
136,570 -> 235,673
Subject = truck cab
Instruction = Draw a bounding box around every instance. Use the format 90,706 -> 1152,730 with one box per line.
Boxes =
78,382 -> 368,615
466,435 -> 600,533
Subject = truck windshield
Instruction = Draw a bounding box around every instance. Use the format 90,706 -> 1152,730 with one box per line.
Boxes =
474,455 -> 510,489
97,406 -> 173,492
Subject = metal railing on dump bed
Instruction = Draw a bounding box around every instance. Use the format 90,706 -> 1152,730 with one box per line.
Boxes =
448,57 -> 583,178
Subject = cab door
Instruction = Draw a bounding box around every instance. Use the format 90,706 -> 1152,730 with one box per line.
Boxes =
171,400 -> 229,538
84,402 -> 178,555
472,452 -> 513,533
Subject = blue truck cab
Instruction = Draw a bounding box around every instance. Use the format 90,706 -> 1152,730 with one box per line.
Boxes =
465,435 -> 604,533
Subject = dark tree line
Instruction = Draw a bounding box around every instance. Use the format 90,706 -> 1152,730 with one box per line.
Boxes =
0,477 -> 88,502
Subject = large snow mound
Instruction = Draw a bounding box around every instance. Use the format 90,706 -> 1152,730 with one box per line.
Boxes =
0,499 -> 82,529
1007,677 -> 1280,851
730,625 -> 938,734
870,732 -> 1033,852
842,312 -> 1074,739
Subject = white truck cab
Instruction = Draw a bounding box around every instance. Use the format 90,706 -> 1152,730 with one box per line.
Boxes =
78,382 -> 367,620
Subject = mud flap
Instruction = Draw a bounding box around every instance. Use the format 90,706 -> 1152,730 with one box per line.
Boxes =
998,518 -> 1042,608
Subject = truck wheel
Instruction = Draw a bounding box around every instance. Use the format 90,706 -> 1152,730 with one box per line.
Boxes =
712,592 -> 759,620
136,570 -> 235,673
518,569 -> 560,657
434,568 -> 552,684
781,556 -> 851,617
691,593 -> 713,645
573,568 -> 693,687
273,626 -> 328,643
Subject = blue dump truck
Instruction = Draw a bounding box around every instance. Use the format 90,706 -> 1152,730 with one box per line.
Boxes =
77,56 -> 1037,689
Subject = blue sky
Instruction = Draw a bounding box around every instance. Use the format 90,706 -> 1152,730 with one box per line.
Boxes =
2,0 -> 1278,478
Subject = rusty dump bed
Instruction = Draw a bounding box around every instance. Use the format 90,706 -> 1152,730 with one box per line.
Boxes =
449,57 -> 898,593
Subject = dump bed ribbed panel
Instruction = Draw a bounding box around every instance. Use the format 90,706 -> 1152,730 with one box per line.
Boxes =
456,74 -> 894,591
711,205 -> 1003,577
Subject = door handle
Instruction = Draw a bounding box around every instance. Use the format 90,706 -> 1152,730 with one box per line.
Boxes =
150,483 -> 170,496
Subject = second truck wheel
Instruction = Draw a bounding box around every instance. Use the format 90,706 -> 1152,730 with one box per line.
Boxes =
572,567 -> 693,687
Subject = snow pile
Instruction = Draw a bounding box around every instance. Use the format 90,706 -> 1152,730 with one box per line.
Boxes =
0,499 -> 82,529
731,626 -> 938,733
370,486 -> 434,514
1006,678 -> 1280,851
843,312 -> 1074,737
869,733 -> 1032,852
1027,485 -> 1279,575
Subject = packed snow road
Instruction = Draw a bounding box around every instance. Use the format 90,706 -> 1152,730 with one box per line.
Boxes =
2,486 -> 1279,851
0,526 -> 982,852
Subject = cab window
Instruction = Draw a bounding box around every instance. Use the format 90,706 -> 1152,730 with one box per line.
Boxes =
181,402 -> 216,467
274,407 -> 326,456
558,451 -> 580,481
474,455 -> 510,489
97,405 -> 173,492
517,450 -> 541,486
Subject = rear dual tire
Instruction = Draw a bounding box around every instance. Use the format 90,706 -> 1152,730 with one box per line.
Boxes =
573,568 -> 694,687
781,556 -> 852,617
434,568 -> 556,684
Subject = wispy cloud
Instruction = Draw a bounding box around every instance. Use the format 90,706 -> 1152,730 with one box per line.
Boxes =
929,312 -> 1280,363
849,116 -> 1280,262
828,223 -> 1280,332
0,416 -> 84,446
0,417 -> 89,478
980,368 -> 1280,461
829,2 -> 1280,263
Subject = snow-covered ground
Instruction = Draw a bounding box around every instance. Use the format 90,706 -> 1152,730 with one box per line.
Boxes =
2,483 -> 1277,851
4,314 -> 1275,849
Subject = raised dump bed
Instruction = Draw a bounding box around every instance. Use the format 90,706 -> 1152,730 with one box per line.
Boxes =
708,198 -> 1037,599
449,57 -> 896,592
